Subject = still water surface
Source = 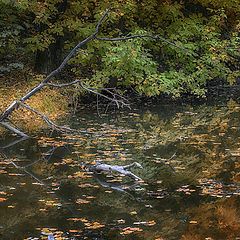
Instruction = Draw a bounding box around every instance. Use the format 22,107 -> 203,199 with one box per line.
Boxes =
0,101 -> 239,240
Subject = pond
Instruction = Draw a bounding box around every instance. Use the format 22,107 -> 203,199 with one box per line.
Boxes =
0,100 -> 240,240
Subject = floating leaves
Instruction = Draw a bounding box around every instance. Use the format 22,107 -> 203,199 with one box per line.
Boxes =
69,171 -> 92,179
130,211 -> 137,215
85,221 -> 105,229
2,101 -> 240,240
38,199 -> 62,208
78,183 -> 99,188
67,217 -> 88,223
38,227 -> 66,239
176,185 -> 196,195
198,178 -> 240,197
67,217 -> 105,230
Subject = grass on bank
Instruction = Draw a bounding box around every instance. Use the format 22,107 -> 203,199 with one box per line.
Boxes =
0,73 -> 69,134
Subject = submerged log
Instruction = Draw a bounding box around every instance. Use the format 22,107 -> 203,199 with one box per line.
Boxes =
89,161 -> 143,181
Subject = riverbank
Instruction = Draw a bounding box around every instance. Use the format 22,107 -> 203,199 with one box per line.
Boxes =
1,70 -> 240,137
0,74 -> 69,135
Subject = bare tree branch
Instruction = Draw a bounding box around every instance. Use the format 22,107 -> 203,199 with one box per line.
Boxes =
46,80 -> 80,88
0,137 -> 28,149
0,121 -> 29,138
79,82 -> 130,109
46,79 -> 130,110
17,101 -> 77,133
96,34 -> 197,56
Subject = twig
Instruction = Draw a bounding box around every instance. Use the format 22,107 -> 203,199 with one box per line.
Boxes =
17,101 -> 77,133
96,94 -> 101,118
157,152 -> 176,172
46,79 -> 130,110
0,136 -> 28,149
46,80 -> 80,88
80,82 -> 130,109
96,34 -> 197,56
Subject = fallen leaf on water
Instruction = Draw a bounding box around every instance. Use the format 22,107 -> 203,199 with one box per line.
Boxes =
69,171 -> 92,179
39,208 -> 47,212
8,173 -> 24,176
69,229 -> 80,233
85,221 -> 105,229
67,218 -> 88,223
41,228 -> 52,235
133,221 -> 147,225
145,204 -> 153,208
19,183 -> 26,186
120,227 -> 143,235
130,211 -> 137,215
7,205 -> 15,208
147,220 -> 156,226
76,199 -> 90,204
189,220 -> 198,224
117,219 -> 125,224
86,196 -> 96,199
78,183 -> 99,188
105,190 -> 113,193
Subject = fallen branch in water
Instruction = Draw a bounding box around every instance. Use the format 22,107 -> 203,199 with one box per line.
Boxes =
89,161 -> 143,181
0,121 -> 29,138
153,152 -> 176,172
18,101 -> 78,133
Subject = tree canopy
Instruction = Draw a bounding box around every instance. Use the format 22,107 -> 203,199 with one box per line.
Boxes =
0,0 -> 239,97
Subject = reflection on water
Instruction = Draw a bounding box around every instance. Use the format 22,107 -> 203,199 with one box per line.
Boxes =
0,100 -> 240,240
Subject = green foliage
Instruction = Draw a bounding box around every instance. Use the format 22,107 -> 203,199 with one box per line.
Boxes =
0,0 -> 239,97
0,1 -> 23,54
88,31 -> 162,95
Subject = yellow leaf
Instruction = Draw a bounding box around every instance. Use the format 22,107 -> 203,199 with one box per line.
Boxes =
189,220 -> 198,224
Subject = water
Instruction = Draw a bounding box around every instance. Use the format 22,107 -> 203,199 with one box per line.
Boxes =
0,101 -> 239,240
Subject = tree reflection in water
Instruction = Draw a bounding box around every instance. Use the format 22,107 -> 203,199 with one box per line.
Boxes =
0,101 -> 240,239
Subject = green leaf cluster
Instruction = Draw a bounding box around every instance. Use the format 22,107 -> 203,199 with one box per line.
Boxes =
0,0 -> 239,97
